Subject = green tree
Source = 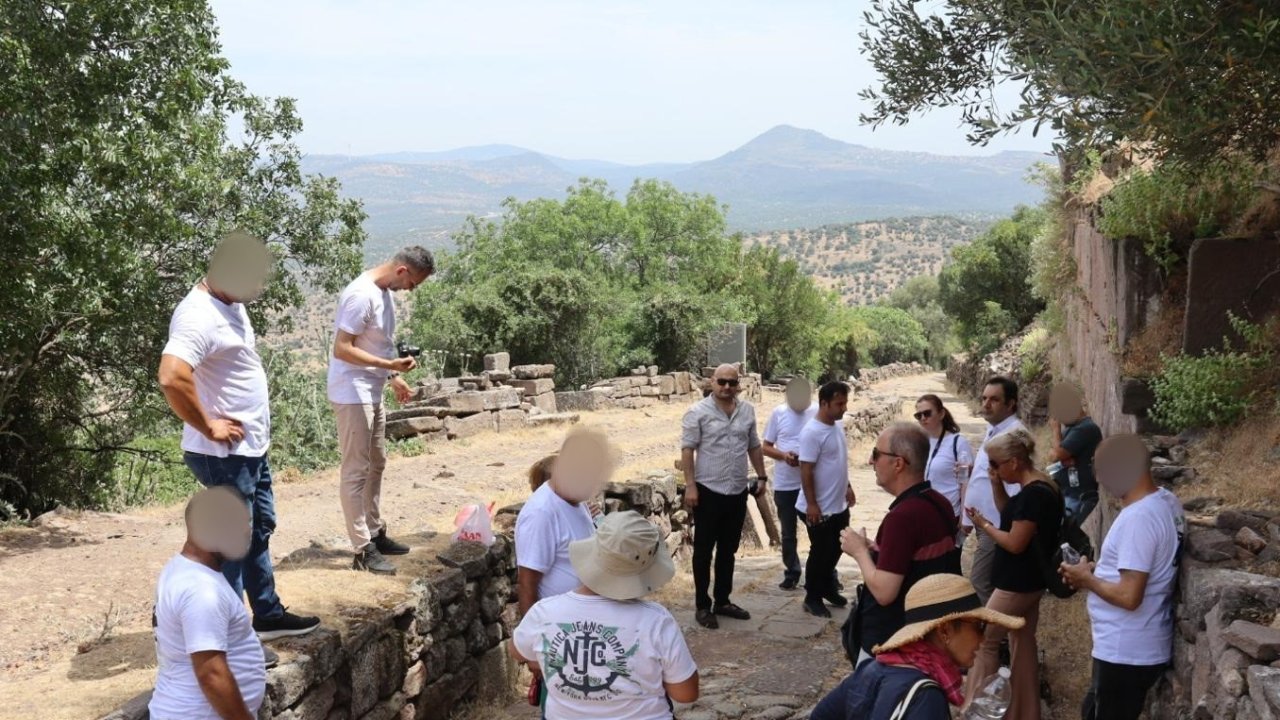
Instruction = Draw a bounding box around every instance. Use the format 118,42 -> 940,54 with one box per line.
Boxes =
0,2 -> 365,516
859,0 -> 1280,164
849,306 -> 929,366
938,207 -> 1046,351
883,275 -> 956,367
736,246 -> 834,379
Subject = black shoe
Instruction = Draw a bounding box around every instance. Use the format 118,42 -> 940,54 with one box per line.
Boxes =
823,593 -> 848,608
262,646 -> 279,669
373,527 -> 410,555
354,545 -> 397,576
803,599 -> 832,617
779,577 -> 800,590
696,608 -> 719,629
714,603 -> 751,620
254,609 -> 321,641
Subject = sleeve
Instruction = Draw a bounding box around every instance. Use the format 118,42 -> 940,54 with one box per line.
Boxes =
873,507 -> 917,575
161,305 -> 212,369
746,406 -> 761,450
656,611 -> 698,684
514,510 -> 558,573
1010,486 -> 1044,523
333,287 -> 370,337
511,604 -> 543,664
1114,510 -> 1162,574
1059,423 -> 1101,459
680,408 -> 701,450
762,408 -> 781,444
798,426 -> 821,464
178,588 -> 232,654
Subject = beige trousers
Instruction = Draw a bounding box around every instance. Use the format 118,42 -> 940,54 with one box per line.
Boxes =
965,588 -> 1043,720
334,402 -> 387,551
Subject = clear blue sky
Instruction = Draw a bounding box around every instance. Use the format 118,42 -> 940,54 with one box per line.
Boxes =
210,0 -> 1055,164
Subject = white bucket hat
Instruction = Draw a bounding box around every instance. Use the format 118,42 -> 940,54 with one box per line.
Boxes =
568,511 -> 675,601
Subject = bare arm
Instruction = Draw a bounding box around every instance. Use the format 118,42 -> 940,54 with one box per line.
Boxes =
665,671 -> 700,703
191,650 -> 255,720
842,532 -> 905,606
761,440 -> 792,463
333,330 -> 415,372
158,355 -> 243,445
1062,565 -> 1150,611
681,448 -> 698,508
800,461 -> 821,524
516,567 -> 543,618
972,516 -> 1038,555
748,444 -> 767,478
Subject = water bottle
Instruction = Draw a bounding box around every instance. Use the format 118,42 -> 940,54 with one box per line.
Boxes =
1061,542 -> 1082,565
1068,466 -> 1080,489
955,447 -> 974,482
963,667 -> 1012,719
1045,461 -> 1064,476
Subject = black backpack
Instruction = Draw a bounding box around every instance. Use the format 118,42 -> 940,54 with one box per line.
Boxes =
1029,481 -> 1093,599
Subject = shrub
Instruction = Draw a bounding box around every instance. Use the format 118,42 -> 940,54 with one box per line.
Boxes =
1150,314 -> 1274,429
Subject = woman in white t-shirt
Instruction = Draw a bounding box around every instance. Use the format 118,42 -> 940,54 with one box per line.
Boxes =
914,394 -> 974,519
513,511 -> 699,720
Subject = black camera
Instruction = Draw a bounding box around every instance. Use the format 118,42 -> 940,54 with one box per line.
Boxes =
396,342 -> 421,359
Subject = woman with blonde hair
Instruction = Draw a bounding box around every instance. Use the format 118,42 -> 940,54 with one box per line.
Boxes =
964,428 -> 1062,720
811,573 -> 1024,719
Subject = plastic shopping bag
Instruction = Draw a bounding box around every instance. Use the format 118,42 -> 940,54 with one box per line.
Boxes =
452,502 -> 496,546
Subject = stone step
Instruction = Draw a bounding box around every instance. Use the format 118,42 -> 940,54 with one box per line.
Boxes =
528,412 -> 580,427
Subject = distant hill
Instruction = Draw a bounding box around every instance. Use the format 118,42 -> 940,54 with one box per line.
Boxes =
302,125 -> 1045,257
748,215 -> 991,305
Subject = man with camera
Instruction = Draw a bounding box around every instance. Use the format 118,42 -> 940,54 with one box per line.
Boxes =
327,246 -> 434,575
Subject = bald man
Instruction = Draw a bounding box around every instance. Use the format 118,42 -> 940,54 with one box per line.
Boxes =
681,363 -> 769,629
150,487 -> 267,720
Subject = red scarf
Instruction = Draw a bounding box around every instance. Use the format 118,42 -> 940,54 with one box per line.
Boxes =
877,640 -> 966,706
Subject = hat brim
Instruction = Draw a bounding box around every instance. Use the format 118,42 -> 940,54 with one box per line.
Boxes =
568,535 -> 676,601
873,607 -> 1025,655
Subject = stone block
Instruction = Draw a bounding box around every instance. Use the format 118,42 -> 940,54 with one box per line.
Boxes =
97,691 -> 151,720
437,541 -> 490,580
402,660 -> 427,697
386,406 -> 459,422
444,637 -> 468,672
356,692 -> 405,720
456,375 -> 491,391
476,387 -> 521,410
1221,510 -> 1274,536
509,378 -> 554,396
1249,666 -> 1280,720
443,412 -> 496,439
639,385 -> 659,397
1184,236 -> 1280,356
1189,528 -> 1238,562
349,634 -> 403,718
465,618 -> 489,655
483,352 -> 510,373
272,678 -> 338,720
646,365 -> 659,376
1226,622 -> 1280,662
605,481 -> 654,510
555,389 -> 613,412
673,372 -> 692,395
495,408 -> 528,432
1182,569 -> 1280,628
386,417 -> 444,440
424,392 -> 485,414
532,391 -> 557,414
1119,377 -> 1156,414
423,640 -> 447,684
480,585 -> 504,624
266,627 -> 344,709
511,364 -> 555,379
426,567 -> 466,606
1193,633 -> 1212,710
528,412 -> 580,428
656,375 -> 675,395
474,641 -> 523,705
1238,527 -> 1270,554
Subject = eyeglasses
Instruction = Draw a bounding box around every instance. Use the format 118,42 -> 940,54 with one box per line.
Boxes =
716,378 -> 740,387
913,409 -> 935,421
871,447 -> 906,464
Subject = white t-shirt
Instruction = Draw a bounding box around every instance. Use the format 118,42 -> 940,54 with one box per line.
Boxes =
149,555 -> 266,720
762,404 -> 817,491
515,483 -> 596,599
961,415 -> 1024,530
162,286 -> 271,458
513,591 -> 697,720
795,418 -> 849,516
327,273 -> 396,405
925,432 -> 974,517
1088,488 -> 1184,666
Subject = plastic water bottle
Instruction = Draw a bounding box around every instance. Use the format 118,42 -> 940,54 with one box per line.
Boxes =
1045,461 -> 1064,476
1068,466 -> 1080,488
1061,542 -> 1082,565
963,667 -> 1012,719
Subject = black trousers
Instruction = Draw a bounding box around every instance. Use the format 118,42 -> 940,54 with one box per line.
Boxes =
1082,658 -> 1166,720
692,483 -> 749,610
804,509 -> 850,603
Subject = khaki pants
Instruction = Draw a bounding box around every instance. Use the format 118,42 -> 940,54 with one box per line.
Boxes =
969,530 -> 997,605
334,403 -> 387,551
965,588 -> 1043,720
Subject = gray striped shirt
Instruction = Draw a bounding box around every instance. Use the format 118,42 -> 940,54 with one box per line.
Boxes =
681,395 -> 761,495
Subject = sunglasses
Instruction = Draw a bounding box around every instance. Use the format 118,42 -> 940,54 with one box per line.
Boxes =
913,409 -> 935,421
716,378 -> 740,387
871,447 -> 906,464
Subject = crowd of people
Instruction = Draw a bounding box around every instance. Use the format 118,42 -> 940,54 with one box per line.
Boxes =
144,232 -> 1187,720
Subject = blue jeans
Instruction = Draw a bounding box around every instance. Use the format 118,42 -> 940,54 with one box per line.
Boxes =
1065,492 -> 1099,526
183,452 -> 284,619
774,489 -> 804,582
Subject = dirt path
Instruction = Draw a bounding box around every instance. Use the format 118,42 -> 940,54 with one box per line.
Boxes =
0,372 -> 967,719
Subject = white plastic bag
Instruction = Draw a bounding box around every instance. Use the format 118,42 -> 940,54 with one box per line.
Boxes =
452,502 -> 496,546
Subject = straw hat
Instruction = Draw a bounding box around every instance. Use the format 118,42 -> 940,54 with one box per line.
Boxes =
569,511 -> 675,601
873,574 -> 1025,654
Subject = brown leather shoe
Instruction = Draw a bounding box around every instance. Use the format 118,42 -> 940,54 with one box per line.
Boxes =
714,603 -> 751,620
696,608 -> 719,629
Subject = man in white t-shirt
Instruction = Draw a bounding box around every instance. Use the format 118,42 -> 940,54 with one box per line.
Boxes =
761,377 -> 818,590
961,376 -> 1025,604
797,381 -> 856,618
150,487 -> 266,720
327,247 -> 434,575
158,232 -> 319,642
513,511 -> 699,720
1061,434 -> 1185,720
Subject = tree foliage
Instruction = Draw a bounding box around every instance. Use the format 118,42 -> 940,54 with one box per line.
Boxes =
0,2 -> 365,516
848,306 -> 929,367
859,0 -> 1280,164
938,207 -> 1046,352
882,275 -> 956,367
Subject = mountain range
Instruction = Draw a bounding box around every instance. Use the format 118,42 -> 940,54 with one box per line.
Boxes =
301,125 -> 1047,254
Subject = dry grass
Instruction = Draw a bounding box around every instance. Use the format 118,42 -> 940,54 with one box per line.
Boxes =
1038,595 -> 1094,718
1183,411 -> 1280,511
1121,277 -> 1187,379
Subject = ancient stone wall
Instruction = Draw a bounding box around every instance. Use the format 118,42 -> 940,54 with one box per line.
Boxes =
102,538 -> 523,720
946,330 -> 1053,428
557,365 -> 763,413
853,361 -> 932,386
